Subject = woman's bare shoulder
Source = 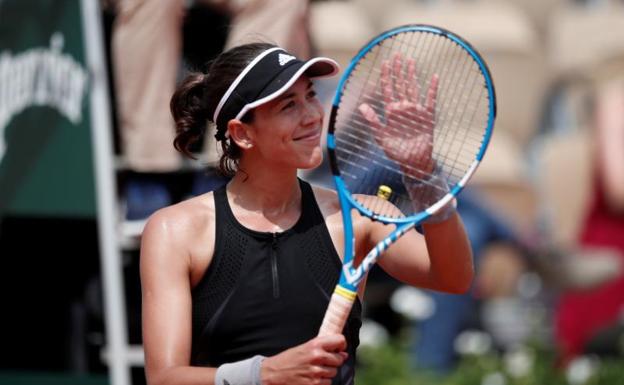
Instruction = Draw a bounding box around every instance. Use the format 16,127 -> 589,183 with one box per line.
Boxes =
142,192 -> 216,249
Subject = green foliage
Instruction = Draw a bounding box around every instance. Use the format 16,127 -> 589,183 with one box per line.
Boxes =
355,339 -> 624,385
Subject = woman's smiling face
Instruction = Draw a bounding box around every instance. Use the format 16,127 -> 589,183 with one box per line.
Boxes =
246,76 -> 325,169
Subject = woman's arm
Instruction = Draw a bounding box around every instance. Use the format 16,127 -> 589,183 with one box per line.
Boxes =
141,210 -> 218,385
372,211 -> 474,294
421,213 -> 474,292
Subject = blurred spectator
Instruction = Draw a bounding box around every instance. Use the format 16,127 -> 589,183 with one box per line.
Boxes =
411,188 -> 527,373
554,75 -> 624,365
111,0 -> 312,219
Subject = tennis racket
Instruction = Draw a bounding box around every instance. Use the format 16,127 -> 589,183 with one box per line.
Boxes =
318,24 -> 496,335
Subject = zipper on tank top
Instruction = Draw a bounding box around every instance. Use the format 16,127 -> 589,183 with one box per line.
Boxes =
271,233 -> 280,299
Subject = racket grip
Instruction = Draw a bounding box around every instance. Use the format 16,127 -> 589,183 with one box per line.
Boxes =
318,286 -> 357,336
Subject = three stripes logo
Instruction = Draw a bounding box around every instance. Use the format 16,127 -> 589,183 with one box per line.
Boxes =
278,53 -> 295,66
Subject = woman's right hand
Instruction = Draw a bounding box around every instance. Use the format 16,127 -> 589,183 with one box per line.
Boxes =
260,334 -> 348,385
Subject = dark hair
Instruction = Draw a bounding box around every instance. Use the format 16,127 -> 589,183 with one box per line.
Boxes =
171,42 -> 276,177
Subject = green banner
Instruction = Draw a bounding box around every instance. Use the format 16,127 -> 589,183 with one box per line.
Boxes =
0,0 -> 95,217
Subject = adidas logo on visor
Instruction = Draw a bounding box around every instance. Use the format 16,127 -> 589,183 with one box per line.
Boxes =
278,53 -> 296,66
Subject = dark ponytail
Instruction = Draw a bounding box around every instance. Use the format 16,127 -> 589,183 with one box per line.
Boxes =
170,42 -> 277,177
171,73 -> 208,160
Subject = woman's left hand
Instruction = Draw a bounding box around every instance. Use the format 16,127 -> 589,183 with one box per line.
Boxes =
358,53 -> 439,179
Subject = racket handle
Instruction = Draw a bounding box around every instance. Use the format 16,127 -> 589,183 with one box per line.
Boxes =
319,286 -> 357,336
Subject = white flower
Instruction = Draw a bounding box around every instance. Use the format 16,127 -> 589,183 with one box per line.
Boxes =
503,346 -> 533,378
566,356 -> 599,385
359,319 -> 389,348
482,371 -> 506,385
389,285 -> 435,320
454,330 -> 493,356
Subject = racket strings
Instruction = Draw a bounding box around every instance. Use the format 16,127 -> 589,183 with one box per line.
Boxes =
334,31 -> 491,215
334,130 -> 474,182
334,111 -> 486,180
334,140 -> 452,192
434,53 -> 486,180
336,73 -> 486,177
339,41 -> 488,143
340,106 -> 487,149
433,35 -> 487,164
344,42 -> 480,172
345,31 -> 435,200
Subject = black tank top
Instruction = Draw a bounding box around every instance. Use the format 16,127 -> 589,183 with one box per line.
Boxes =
191,179 -> 362,385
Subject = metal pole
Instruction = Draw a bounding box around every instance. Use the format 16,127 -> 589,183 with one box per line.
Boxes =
80,1 -> 131,384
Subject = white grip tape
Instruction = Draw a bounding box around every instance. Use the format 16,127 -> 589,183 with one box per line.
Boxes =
318,287 -> 356,335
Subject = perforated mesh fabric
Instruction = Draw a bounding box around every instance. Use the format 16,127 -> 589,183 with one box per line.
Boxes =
191,212 -> 247,360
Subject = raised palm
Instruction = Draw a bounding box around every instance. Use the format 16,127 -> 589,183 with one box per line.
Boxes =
358,54 -> 439,180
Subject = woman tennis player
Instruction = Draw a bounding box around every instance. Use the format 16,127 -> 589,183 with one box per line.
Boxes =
140,42 -> 473,385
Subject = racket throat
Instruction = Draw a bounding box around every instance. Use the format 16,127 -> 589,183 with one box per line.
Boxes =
342,261 -> 365,287
342,247 -> 382,287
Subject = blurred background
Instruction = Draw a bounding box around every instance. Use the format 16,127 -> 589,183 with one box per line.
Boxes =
1,0 -> 624,384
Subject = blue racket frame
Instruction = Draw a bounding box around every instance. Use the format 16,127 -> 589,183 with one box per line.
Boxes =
326,24 -> 496,293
